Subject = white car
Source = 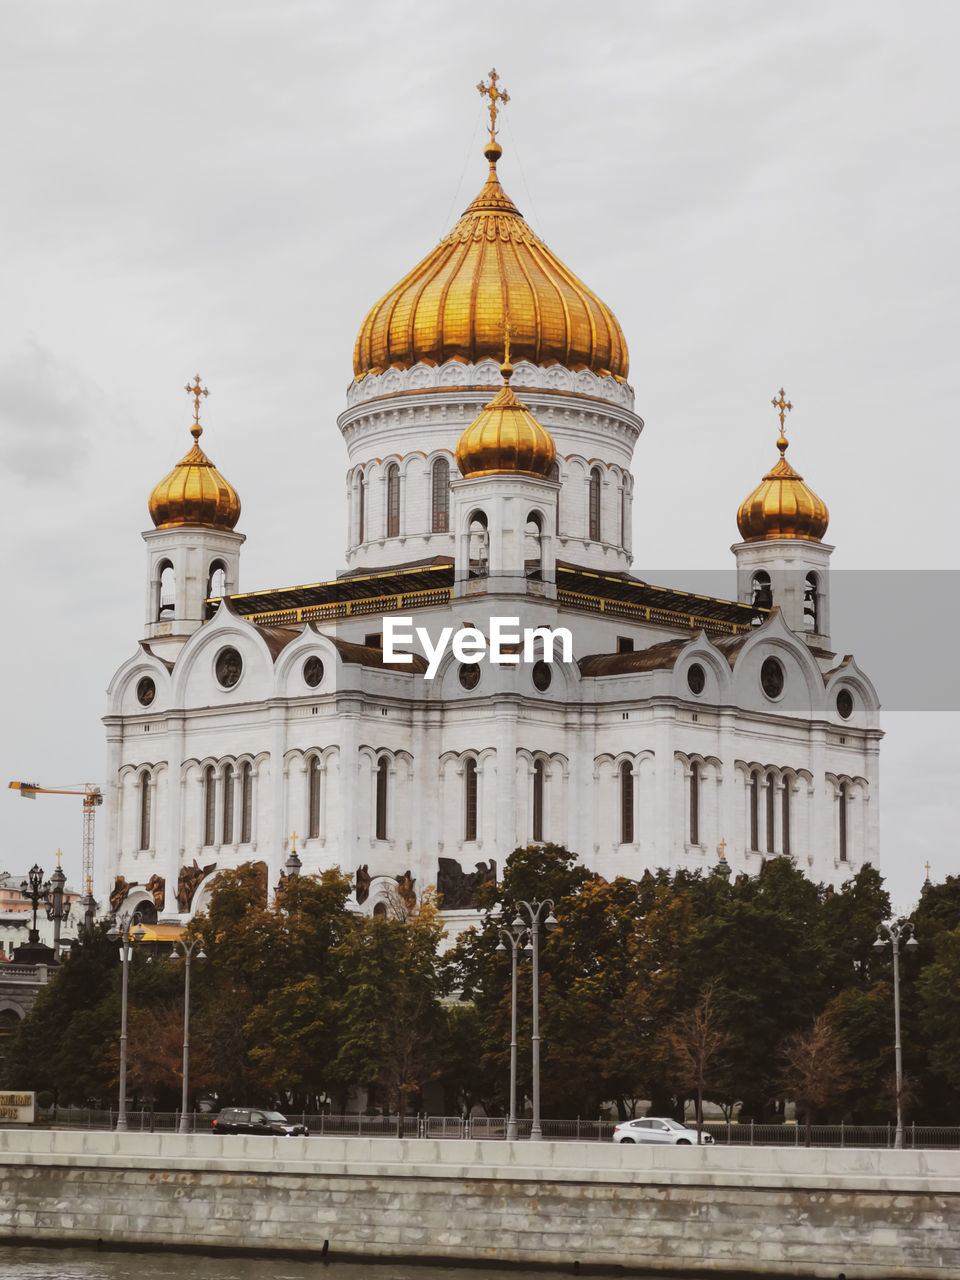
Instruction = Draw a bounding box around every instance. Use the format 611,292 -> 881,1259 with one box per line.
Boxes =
612,1117 -> 713,1145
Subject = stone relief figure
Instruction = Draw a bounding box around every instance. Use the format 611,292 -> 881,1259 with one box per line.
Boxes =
395,869 -> 417,911
146,874 -> 165,911
176,859 -> 217,912
355,864 -> 371,905
109,876 -> 134,914
436,857 -> 497,909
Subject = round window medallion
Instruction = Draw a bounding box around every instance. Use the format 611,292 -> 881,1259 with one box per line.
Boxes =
215,647 -> 243,688
760,656 -> 785,699
303,656 -> 324,688
687,664 -> 705,695
458,663 -> 480,691
836,689 -> 854,719
532,660 -> 552,692
136,677 -> 156,707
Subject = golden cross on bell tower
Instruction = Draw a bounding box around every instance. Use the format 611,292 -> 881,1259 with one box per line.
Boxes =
477,68 -> 509,144
771,387 -> 792,451
185,374 -> 209,437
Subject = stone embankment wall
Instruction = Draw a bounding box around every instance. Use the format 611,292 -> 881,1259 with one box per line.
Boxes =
1,1130 -> 958,1278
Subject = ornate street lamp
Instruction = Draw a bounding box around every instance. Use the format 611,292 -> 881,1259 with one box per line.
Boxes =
19,863 -> 51,947
45,853 -> 70,960
169,937 -> 207,1133
495,915 -> 529,1141
874,920 -> 919,1149
107,911 -> 145,1132
514,899 -> 558,1141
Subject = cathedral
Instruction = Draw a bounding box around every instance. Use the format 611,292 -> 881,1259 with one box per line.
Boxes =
102,75 -> 880,929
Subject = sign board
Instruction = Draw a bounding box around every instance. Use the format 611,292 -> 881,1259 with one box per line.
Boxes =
0,1091 -> 36,1123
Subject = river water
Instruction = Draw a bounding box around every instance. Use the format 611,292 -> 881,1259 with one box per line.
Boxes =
0,1245 -> 713,1279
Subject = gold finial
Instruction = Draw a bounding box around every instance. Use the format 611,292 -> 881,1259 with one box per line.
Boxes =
924,860 -> 931,882
185,374 -> 209,440
772,387 -> 792,454
501,313 -> 513,381
477,68 -> 509,149
56,848 -> 63,868
718,837 -> 727,862
291,830 -> 297,854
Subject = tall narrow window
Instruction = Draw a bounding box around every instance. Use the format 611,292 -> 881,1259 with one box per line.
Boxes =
589,469 -> 602,542
689,760 -> 700,846
749,771 -> 760,850
524,512 -> 543,578
620,761 -> 634,844
765,772 -> 776,853
222,763 -> 234,845
203,766 -> 217,846
157,561 -> 175,621
139,773 -> 151,851
308,756 -> 321,840
207,560 -> 227,599
839,781 -> 848,861
376,757 -> 389,840
782,776 -> 791,857
464,758 -> 478,842
357,472 -> 365,544
386,463 -> 400,538
548,461 -> 560,535
431,458 -> 450,532
751,570 -> 772,613
240,762 -> 253,843
532,759 -> 544,842
804,572 -> 820,632
469,511 -> 488,577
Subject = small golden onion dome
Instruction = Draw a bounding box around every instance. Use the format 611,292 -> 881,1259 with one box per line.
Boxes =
354,138 -> 629,382
737,431 -> 829,542
456,361 -> 557,478
148,422 -> 241,531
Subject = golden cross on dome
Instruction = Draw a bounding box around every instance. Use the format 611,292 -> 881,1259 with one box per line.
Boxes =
772,387 -> 792,431
477,68 -> 509,143
185,374 -> 209,434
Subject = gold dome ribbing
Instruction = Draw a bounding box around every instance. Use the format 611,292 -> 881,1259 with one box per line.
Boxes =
737,392 -> 828,542
456,360 -> 557,478
148,378 -> 241,531
353,138 -> 629,382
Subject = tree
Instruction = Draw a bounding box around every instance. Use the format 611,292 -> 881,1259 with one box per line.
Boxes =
663,982 -> 733,1141
779,1014 -> 857,1144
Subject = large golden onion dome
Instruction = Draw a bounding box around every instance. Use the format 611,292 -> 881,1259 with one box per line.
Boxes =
353,137 -> 629,382
456,360 -> 557,478
149,384 -> 241,531
737,398 -> 828,542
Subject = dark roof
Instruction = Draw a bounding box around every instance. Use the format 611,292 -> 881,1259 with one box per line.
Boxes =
331,637 -> 428,674
556,564 -> 759,634
579,638 -> 691,677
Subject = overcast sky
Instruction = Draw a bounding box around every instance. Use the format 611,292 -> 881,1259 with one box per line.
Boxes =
1,0 -> 956,916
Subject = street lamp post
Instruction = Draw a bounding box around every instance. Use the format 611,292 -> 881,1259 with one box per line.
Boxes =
495,916 -> 529,1142
170,937 -> 207,1133
107,912 -> 145,1132
874,920 -> 919,1150
19,864 -> 51,946
46,853 -> 70,960
514,899 -> 558,1141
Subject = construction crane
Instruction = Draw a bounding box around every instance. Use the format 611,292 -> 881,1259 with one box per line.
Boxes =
8,781 -> 103,897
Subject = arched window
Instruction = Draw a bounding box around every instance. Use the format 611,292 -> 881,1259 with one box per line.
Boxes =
222,762 -> 234,844
431,458 -> 450,533
375,757 -> 389,840
357,472 -> 365,544
589,468 -> 602,542
839,781 -> 848,861
464,758 -> 478,842
765,771 -> 776,853
689,760 -> 700,846
532,759 -> 545,842
157,561 -> 175,622
207,560 -> 227,599
386,463 -> 400,538
751,570 -> 772,613
138,773 -> 151,851
469,511 -> 489,577
548,461 -> 560,534
525,511 -> 543,579
203,766 -> 217,846
308,756 -> 321,840
240,762 -> 253,843
782,776 -> 791,857
620,761 -> 634,844
621,480 -> 629,550
804,572 -> 820,633
749,771 -> 760,850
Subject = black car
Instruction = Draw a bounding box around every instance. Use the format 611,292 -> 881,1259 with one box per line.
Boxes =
212,1107 -> 308,1136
